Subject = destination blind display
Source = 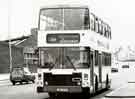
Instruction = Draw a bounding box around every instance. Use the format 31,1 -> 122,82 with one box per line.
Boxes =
47,34 -> 80,44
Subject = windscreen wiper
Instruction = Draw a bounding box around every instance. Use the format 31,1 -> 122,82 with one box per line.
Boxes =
66,56 -> 76,70
49,57 -> 59,70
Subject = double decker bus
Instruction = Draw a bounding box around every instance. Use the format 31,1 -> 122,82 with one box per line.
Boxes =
36,5 -> 112,98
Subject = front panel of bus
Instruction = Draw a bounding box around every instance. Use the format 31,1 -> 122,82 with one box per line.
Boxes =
37,46 -> 92,93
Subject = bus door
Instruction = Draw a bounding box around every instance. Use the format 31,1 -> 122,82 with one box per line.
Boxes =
90,50 -> 94,91
98,52 -> 102,87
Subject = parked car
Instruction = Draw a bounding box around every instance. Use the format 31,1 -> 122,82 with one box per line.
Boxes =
111,67 -> 118,72
122,65 -> 129,68
10,66 -> 35,85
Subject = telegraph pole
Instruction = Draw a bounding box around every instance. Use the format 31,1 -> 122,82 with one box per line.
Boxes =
8,0 -> 12,72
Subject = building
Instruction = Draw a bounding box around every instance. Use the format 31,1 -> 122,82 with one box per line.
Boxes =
0,41 -> 23,73
11,28 -> 38,72
2,28 -> 38,73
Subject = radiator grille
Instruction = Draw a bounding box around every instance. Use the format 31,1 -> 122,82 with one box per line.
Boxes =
44,73 -> 81,86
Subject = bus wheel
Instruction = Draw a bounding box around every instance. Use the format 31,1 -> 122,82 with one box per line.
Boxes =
20,81 -> 23,85
82,88 -> 90,99
12,81 -> 16,85
95,75 -> 98,92
106,74 -> 110,89
49,92 -> 56,99
37,87 -> 43,93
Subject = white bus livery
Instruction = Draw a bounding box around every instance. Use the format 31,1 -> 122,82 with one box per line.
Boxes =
36,5 -> 111,98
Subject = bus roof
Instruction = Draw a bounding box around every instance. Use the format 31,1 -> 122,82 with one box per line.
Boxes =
40,4 -> 89,10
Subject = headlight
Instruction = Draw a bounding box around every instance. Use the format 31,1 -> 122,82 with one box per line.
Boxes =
45,81 -> 48,85
77,82 -> 81,85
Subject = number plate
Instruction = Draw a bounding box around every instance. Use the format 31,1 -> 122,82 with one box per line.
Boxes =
56,88 -> 69,92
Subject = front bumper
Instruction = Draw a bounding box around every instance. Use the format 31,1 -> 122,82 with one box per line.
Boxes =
38,86 -> 82,93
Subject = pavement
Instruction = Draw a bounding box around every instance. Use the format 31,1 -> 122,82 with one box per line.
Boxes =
0,81 -> 48,99
0,73 -> 9,81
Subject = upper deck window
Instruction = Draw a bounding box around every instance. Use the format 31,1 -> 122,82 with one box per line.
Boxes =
102,22 -> 105,36
104,23 -> 108,37
108,26 -> 111,39
106,24 -> 110,39
98,19 -> 103,35
95,17 -> 99,33
39,8 -> 90,30
90,13 -> 95,31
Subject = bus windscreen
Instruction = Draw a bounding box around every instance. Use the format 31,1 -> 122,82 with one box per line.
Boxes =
39,47 -> 90,69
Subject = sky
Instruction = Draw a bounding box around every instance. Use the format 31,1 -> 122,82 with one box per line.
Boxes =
0,0 -> 32,40
0,0 -> 135,48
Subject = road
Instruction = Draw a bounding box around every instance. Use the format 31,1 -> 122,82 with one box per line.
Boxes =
0,80 -> 48,99
0,67 -> 135,99
0,80 -> 83,99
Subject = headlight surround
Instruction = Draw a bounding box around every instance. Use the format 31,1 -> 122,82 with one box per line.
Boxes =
84,73 -> 88,80
82,73 -> 89,87
45,81 -> 48,85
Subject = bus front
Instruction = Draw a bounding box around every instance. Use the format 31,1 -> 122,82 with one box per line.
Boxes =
36,5 -> 91,96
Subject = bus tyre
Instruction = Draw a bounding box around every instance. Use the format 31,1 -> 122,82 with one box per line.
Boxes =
37,87 -> 43,93
12,81 -> 16,85
82,88 -> 90,99
95,75 -> 98,92
106,74 -> 110,89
